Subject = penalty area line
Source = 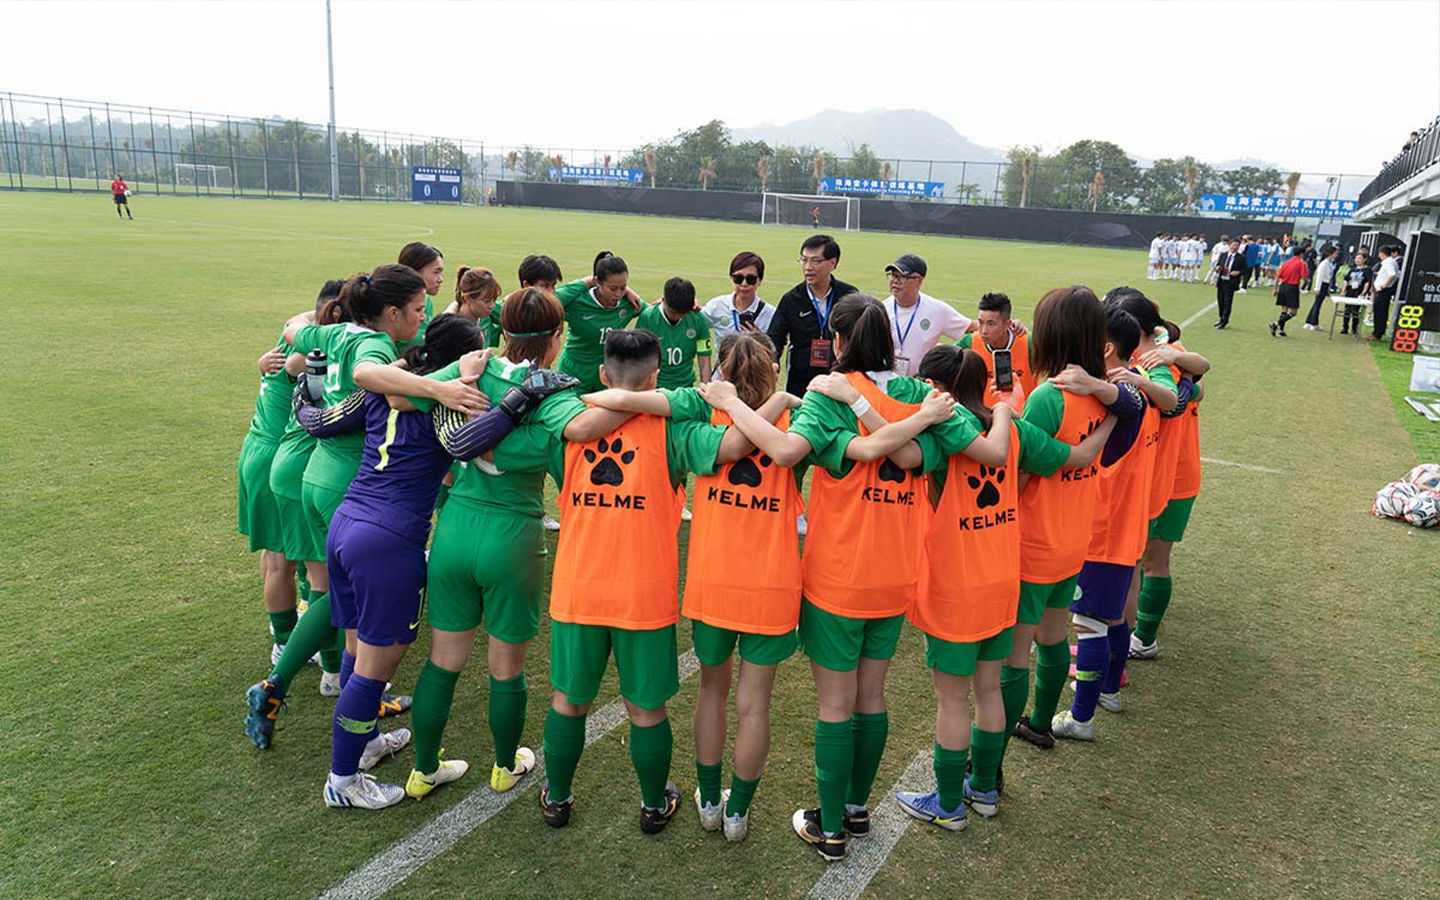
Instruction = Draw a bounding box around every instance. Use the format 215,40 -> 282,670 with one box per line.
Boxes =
808,748 -> 932,900
318,649 -> 701,900
1179,301 -> 1218,330
1201,456 -> 1284,474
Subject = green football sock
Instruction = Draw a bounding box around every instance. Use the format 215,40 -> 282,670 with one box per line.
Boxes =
846,710 -> 889,808
933,743 -> 969,812
629,718 -> 673,810
1031,639 -> 1071,728
319,627 -> 343,675
968,726 -> 1005,793
542,709 -> 586,801
489,672 -> 528,770
1134,575 -> 1173,645
297,568 -> 312,606
271,591 -> 336,685
696,761 -> 723,807
1000,664 -> 1030,755
725,774 -> 760,818
268,609 -> 299,646
411,661 -> 460,775
814,718 -> 853,835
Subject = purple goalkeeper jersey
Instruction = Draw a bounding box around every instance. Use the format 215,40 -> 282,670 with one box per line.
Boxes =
334,393 -> 452,542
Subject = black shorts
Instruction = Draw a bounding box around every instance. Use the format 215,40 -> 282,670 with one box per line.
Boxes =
1275,284 -> 1300,308
113,193 -> 128,205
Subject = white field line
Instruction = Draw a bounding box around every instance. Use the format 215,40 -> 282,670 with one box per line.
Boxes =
1201,456 -> 1283,474
808,748 -> 932,900
319,649 -> 701,900
1179,301 -> 1218,329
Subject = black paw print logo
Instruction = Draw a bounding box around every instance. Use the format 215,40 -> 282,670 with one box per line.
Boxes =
728,450 -> 772,488
967,465 -> 1005,509
877,459 -> 908,484
585,437 -> 635,486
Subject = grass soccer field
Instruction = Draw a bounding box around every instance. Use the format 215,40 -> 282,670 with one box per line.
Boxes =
2,192 -> 1437,900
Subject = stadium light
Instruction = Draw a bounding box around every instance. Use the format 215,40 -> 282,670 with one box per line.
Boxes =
326,0 -> 339,201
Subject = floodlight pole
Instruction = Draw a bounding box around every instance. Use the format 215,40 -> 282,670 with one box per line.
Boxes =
326,0 -> 340,201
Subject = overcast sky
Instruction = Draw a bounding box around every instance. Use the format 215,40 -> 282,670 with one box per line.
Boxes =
4,0 -> 1437,175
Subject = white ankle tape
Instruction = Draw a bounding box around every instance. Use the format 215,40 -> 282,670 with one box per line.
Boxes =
1072,614 -> 1108,636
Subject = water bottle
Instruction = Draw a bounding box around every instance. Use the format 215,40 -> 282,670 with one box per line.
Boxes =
303,350 -> 327,404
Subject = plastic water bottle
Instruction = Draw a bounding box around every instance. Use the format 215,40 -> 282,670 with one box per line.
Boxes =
303,350 -> 327,403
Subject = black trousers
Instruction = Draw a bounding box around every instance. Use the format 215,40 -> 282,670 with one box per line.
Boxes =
1373,288 -> 1396,339
1216,282 -> 1237,325
1305,283 -> 1331,327
1241,264 -> 1254,288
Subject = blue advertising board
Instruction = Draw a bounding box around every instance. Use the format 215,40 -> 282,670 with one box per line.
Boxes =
412,166 -> 462,203
1198,193 -> 1357,217
820,177 -> 945,198
550,165 -> 645,184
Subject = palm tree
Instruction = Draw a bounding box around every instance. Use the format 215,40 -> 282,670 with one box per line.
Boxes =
813,154 -> 826,193
698,156 -> 718,191
506,150 -> 519,180
956,182 -> 980,204
603,154 -> 612,180
1019,154 -> 1034,208
1183,161 -> 1200,214
549,154 -> 565,176
1283,171 -> 1302,216
757,156 -> 770,193
881,161 -> 892,185
1090,170 -> 1106,212
645,149 -> 657,188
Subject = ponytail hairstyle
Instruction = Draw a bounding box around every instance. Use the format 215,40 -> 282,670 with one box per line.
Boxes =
1102,286 -> 1177,347
315,278 -> 349,324
401,313 -> 484,377
397,241 -> 442,272
716,331 -> 778,410
917,345 -> 993,431
593,250 -> 628,283
828,292 -> 894,373
453,266 -> 501,306
1030,286 -> 1106,379
499,287 -> 564,363
338,263 -> 426,325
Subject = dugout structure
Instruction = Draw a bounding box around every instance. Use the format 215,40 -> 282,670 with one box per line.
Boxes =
761,193 -> 859,231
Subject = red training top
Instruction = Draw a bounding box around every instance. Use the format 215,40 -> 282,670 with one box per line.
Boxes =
110,179 -> 128,196
1277,257 -> 1308,285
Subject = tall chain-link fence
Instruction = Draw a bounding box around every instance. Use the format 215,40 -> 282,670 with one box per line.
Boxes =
0,90 -> 1369,221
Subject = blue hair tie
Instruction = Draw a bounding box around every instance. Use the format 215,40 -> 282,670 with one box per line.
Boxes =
361,275 -> 371,284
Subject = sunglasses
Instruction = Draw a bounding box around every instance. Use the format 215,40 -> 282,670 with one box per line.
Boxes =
731,273 -> 759,285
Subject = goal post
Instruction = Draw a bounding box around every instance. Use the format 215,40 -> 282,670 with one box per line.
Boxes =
175,163 -> 233,191
761,192 -> 859,231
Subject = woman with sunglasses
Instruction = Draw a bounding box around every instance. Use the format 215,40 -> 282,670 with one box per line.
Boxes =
702,252 -> 773,349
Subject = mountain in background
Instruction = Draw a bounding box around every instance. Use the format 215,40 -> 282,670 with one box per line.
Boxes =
731,109 -> 1003,164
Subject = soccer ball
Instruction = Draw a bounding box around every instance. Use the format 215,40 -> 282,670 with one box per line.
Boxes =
1373,481 -> 1420,518
1404,463 -> 1440,491
1403,491 -> 1440,527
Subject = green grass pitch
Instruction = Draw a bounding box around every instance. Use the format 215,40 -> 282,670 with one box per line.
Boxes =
1,191 -> 1436,900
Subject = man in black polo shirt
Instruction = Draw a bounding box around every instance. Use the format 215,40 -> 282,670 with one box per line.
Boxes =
767,234 -> 859,397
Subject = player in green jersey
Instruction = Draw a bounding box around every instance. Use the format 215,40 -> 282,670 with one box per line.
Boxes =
240,330 -> 302,664
397,242 -> 444,354
444,266 -> 504,347
400,288 -> 642,801
636,277 -> 713,388
554,251 -> 645,393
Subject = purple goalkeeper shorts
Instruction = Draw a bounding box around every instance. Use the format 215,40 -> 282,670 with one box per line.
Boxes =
1071,561 -> 1135,621
326,510 -> 425,646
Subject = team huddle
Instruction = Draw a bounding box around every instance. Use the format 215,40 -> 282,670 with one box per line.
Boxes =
235,235 -> 1210,861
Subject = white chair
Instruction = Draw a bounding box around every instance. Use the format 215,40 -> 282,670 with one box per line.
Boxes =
1329,296 -> 1372,340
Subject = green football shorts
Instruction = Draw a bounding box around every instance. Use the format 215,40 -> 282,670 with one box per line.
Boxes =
550,621 -> 679,710
798,599 -> 904,673
923,627 -> 1015,677
425,501 -> 544,642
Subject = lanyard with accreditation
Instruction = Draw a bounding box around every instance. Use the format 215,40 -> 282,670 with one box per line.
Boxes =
807,284 -> 834,368
890,298 -> 920,371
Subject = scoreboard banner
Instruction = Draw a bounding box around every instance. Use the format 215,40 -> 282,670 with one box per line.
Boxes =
412,166 -> 462,203
1391,230 -> 1440,353
1198,194 -> 1357,217
820,177 -> 945,198
549,165 -> 644,184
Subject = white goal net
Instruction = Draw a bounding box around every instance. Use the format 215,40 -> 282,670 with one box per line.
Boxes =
761,193 -> 859,231
176,163 -> 233,190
